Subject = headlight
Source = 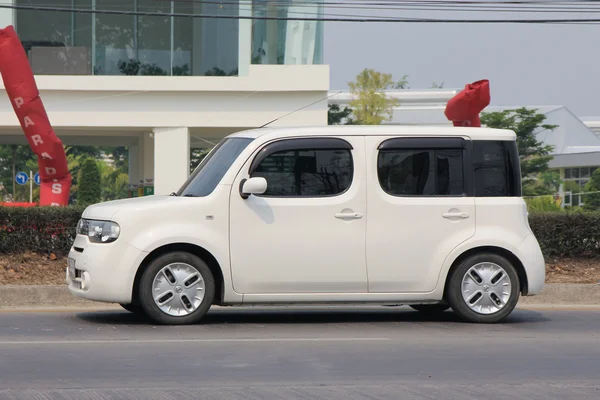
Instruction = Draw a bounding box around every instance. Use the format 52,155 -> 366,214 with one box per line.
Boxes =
77,219 -> 120,243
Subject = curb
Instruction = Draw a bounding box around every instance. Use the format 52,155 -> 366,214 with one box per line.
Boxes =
1,283 -> 599,309
518,283 -> 600,305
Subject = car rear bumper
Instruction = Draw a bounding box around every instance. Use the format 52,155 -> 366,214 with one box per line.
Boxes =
516,233 -> 546,296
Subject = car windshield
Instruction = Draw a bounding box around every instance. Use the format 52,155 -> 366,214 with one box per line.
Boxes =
176,137 -> 254,197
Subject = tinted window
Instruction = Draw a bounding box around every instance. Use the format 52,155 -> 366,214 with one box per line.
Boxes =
251,148 -> 353,197
473,140 -> 521,197
177,138 -> 254,197
378,148 -> 464,196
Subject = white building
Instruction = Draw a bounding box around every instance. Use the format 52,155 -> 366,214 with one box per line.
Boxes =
0,1 -> 328,196
329,89 -> 600,205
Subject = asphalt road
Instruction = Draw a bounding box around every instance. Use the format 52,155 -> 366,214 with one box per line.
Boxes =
0,305 -> 599,399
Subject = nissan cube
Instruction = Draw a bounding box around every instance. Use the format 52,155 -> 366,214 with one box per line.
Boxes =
67,125 -> 545,325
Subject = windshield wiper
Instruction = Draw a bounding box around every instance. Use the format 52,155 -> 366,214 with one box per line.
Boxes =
183,194 -> 198,197
169,192 -> 178,196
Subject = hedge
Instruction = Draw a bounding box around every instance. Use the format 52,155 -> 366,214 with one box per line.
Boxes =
0,206 -> 85,255
0,206 -> 599,259
528,212 -> 600,259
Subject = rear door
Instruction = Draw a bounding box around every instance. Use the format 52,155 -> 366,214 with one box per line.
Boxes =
365,135 -> 476,293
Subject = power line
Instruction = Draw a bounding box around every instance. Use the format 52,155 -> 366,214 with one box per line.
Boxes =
102,0 -> 600,14
3,3 -> 600,23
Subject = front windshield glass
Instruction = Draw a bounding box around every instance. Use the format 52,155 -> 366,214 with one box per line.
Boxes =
177,137 -> 254,197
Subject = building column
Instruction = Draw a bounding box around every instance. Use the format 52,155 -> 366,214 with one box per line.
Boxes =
128,145 -> 139,193
140,133 -> 155,195
0,1 -> 15,29
153,127 -> 190,196
238,0 -> 252,76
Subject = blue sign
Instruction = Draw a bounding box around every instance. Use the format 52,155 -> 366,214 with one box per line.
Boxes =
15,172 -> 29,185
34,173 -> 41,185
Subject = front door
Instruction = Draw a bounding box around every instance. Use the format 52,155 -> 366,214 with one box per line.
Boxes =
365,136 -> 476,293
229,136 -> 368,294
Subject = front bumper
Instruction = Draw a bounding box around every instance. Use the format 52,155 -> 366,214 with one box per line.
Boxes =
516,233 -> 546,296
66,234 -> 148,304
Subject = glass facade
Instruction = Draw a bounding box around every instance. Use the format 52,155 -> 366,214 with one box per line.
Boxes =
251,0 -> 323,65
14,0 -> 323,76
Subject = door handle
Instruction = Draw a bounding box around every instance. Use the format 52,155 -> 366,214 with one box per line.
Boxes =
442,212 -> 469,219
335,212 -> 363,220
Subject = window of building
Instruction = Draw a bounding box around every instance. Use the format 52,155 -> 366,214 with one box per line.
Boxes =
251,142 -> 353,197
251,0 -> 324,65
15,0 -> 240,76
377,147 -> 464,196
563,166 -> 600,206
472,140 -> 521,197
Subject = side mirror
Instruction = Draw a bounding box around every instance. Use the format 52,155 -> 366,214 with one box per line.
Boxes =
239,177 -> 267,199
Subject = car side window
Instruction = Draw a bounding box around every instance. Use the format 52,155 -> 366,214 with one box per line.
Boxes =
377,138 -> 465,196
250,138 -> 354,197
473,140 -> 521,197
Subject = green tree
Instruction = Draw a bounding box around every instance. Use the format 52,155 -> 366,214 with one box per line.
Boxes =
190,148 -> 211,174
77,158 -> 102,206
392,74 -> 410,89
348,68 -> 401,125
327,104 -> 354,125
480,107 -> 558,196
98,161 -> 129,201
583,169 -> 600,210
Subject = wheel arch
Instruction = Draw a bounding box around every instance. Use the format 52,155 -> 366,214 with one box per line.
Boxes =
442,246 -> 529,299
131,243 -> 225,306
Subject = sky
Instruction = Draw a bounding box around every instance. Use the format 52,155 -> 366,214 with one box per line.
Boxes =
323,5 -> 600,118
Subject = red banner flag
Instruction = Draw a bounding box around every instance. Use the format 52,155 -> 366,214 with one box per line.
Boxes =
444,79 -> 491,127
0,25 -> 71,206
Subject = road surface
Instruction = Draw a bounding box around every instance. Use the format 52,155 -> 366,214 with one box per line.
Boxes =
0,305 -> 599,399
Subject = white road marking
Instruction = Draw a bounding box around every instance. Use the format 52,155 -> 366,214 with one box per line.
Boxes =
0,337 -> 390,346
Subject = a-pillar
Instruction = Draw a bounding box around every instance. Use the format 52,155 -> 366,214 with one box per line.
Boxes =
153,127 -> 190,195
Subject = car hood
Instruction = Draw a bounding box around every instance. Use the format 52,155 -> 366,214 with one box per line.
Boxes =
82,195 -> 180,221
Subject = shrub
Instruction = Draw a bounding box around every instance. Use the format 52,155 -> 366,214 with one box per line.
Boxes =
1,206 -> 600,260
0,206 -> 85,255
528,211 -> 600,258
77,158 -> 101,206
525,196 -> 562,212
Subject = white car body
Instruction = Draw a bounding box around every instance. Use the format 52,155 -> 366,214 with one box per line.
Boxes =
67,125 -> 545,323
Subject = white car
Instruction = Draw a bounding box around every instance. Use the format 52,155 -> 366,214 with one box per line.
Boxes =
67,125 -> 545,325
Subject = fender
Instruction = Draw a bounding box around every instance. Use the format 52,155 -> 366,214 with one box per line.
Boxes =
123,219 -> 241,303
0,26 -> 71,206
435,227 -> 530,295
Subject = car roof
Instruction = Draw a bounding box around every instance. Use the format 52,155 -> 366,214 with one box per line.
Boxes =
226,125 -> 516,141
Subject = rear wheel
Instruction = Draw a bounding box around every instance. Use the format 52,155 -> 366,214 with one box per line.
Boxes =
138,251 -> 215,325
409,304 -> 450,314
447,253 -> 520,323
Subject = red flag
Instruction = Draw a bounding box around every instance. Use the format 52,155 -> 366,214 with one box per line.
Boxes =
0,25 -> 71,206
444,79 -> 491,127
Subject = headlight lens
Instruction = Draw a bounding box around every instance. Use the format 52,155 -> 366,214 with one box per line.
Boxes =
77,219 -> 120,243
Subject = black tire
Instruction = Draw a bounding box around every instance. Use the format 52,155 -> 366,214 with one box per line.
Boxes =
410,304 -> 450,314
138,251 -> 215,325
120,303 -> 146,315
446,253 -> 520,323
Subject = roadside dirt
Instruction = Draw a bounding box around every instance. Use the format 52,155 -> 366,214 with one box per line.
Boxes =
1,253 -> 599,286
0,252 -> 66,285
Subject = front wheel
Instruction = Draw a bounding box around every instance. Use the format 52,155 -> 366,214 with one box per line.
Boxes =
446,253 -> 520,323
138,251 -> 215,325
